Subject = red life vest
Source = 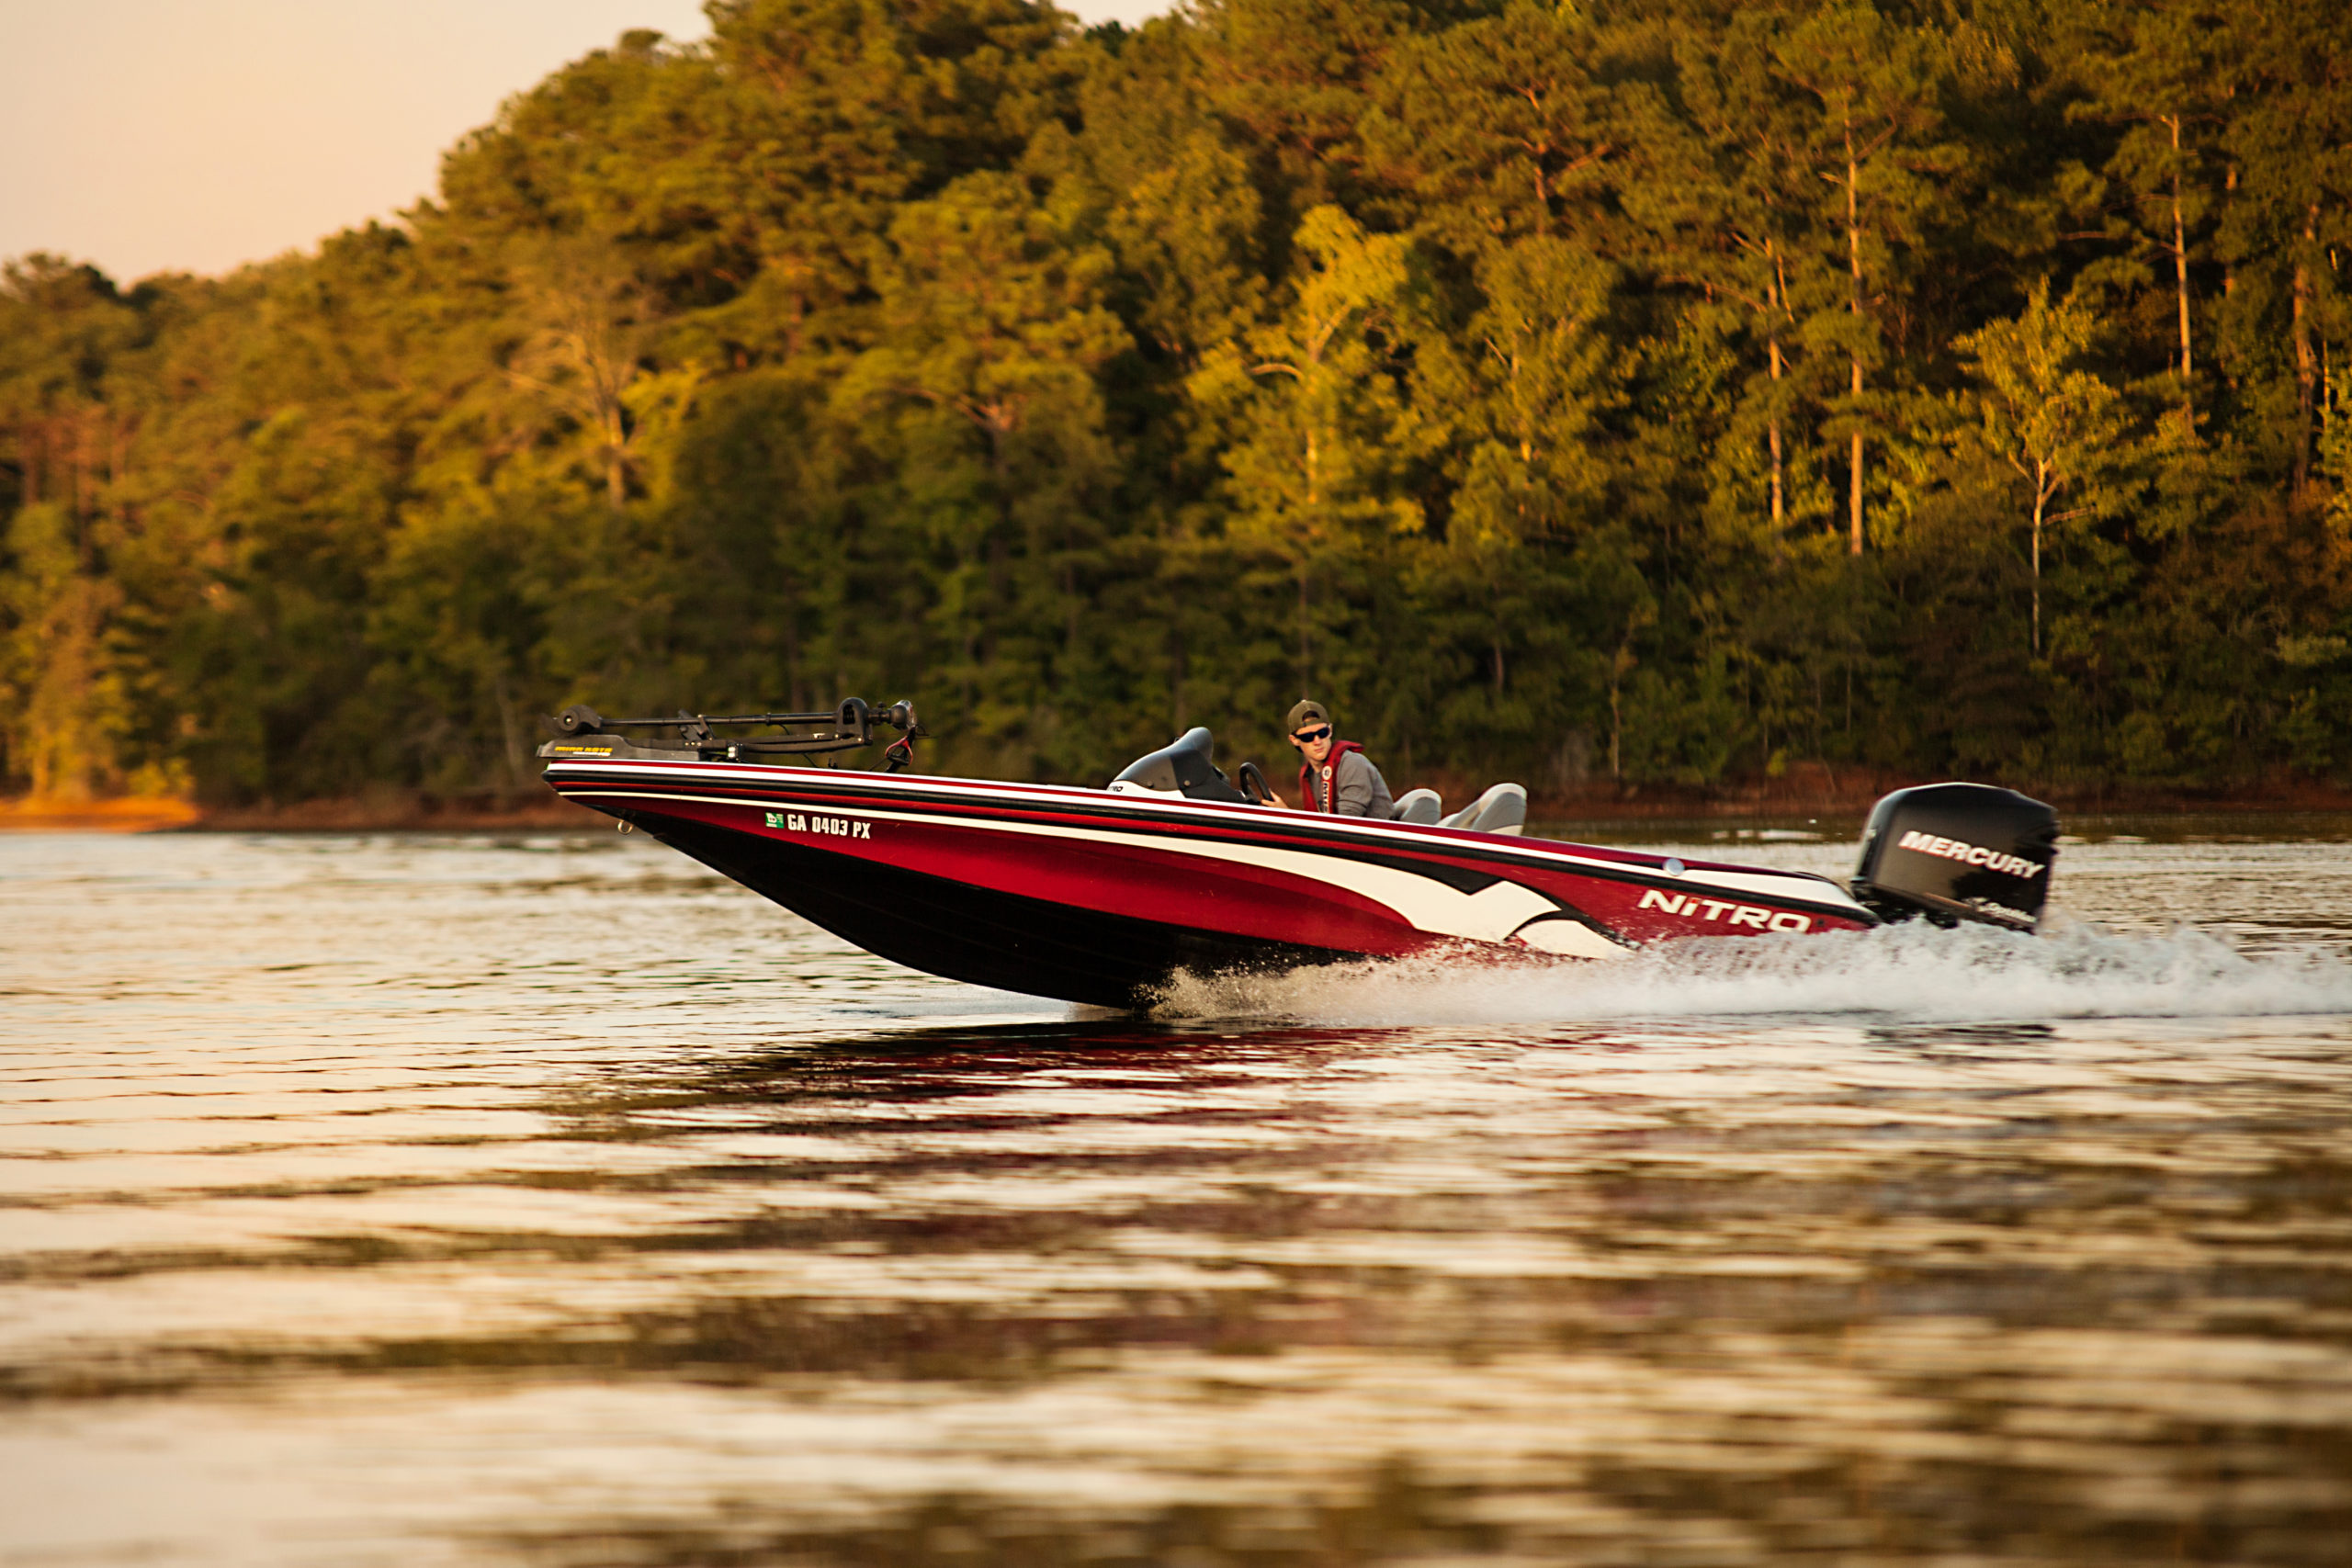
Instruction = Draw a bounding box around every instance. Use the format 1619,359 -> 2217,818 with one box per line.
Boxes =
1297,739 -> 1365,813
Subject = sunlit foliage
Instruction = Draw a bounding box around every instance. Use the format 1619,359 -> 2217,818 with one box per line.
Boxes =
6,0 -> 2352,803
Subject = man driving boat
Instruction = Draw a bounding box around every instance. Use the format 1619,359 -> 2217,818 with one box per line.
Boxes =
1287,700 -> 1395,818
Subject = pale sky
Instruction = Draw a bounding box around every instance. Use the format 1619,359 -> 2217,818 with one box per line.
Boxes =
1,0 -> 1164,284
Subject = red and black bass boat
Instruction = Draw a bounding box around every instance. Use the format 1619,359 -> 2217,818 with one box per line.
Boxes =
537,699 -> 2060,1010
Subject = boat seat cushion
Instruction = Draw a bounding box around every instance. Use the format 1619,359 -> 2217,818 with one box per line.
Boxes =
1389,788 -> 1442,825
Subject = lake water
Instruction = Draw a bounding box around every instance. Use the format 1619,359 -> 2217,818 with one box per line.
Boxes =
5,825 -> 2352,1566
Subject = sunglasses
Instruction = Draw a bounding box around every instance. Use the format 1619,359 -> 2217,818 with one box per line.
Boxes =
1292,725 -> 1332,743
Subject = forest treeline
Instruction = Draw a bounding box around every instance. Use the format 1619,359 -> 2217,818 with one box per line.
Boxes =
5,0 -> 2351,806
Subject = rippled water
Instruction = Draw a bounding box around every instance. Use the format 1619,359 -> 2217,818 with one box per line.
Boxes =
6,827 -> 2352,1566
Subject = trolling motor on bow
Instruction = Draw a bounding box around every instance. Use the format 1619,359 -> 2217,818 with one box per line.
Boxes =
1850,783 -> 2061,932
538,697 -> 924,770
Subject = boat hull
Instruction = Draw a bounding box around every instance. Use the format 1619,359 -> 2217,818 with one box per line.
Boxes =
543,757 -> 1877,1007
656,818 -> 1352,1007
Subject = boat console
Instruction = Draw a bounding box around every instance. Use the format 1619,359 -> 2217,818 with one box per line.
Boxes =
1107,727 -> 1268,804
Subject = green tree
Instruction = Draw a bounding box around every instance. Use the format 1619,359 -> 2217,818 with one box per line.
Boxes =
1188,206 -> 1430,696
0,257 -> 141,797
1363,1 -> 1627,253
837,172 -> 1131,773
1412,237 -> 1619,740
2065,0 -> 2227,415
498,235 -> 666,513
1770,2 -> 1973,555
1656,16 -> 1833,538
2217,0 -> 2352,492
1954,280 -> 2134,655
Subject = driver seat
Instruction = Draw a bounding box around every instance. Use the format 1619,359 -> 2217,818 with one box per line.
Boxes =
1388,788 -> 1442,825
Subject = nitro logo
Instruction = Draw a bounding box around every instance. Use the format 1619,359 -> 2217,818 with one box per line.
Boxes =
1637,888 -> 1811,932
1895,829 -> 2041,879
764,809 -> 872,840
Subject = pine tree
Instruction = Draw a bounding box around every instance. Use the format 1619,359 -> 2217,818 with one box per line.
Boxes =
2065,0 -> 2227,417
1769,2 -> 1969,555
2218,0 -> 2352,494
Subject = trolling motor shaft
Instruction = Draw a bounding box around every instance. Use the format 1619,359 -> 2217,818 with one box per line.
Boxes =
539,697 -> 920,764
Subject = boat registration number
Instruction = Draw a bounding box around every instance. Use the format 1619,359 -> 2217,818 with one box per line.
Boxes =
765,809 -> 872,840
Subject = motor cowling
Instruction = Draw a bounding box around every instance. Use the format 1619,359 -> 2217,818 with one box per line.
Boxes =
1110,727 -> 1250,804
1852,783 -> 2060,931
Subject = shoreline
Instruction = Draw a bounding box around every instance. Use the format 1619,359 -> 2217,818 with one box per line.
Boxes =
16,775 -> 2352,834
1,794 -> 602,834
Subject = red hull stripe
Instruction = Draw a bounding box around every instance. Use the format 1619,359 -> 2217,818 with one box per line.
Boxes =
547,761 -> 1873,951
545,760 -> 1850,905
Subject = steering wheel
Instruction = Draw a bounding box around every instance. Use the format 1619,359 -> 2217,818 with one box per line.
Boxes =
1237,761 -> 1277,806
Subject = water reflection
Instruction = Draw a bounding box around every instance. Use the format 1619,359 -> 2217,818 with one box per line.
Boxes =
5,833 -> 2352,1563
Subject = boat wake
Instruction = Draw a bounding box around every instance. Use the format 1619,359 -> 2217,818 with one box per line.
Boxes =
1151,920 -> 2352,1026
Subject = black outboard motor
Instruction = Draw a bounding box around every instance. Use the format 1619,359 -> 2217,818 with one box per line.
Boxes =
1852,783 -> 2061,932
1111,728 -> 1250,804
